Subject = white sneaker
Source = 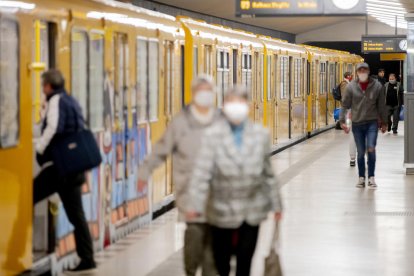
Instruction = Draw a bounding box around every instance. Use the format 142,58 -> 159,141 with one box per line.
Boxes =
368,177 -> 377,189
356,177 -> 365,188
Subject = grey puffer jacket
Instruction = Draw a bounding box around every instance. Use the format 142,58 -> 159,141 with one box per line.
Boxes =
340,77 -> 387,125
138,106 -> 220,222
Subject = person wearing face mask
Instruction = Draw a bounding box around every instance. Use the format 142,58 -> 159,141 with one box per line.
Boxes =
385,73 -> 404,134
137,75 -> 219,276
186,86 -> 283,276
340,63 -> 388,189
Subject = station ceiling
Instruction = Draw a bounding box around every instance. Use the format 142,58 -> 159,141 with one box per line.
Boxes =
153,0 -> 414,34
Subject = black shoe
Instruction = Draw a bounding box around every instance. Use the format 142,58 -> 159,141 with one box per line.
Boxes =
66,260 -> 97,275
393,130 -> 398,135
388,125 -> 392,132
350,159 -> 356,167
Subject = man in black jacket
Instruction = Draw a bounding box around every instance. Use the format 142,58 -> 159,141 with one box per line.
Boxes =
377,69 -> 386,86
385,73 -> 404,134
34,69 -> 96,274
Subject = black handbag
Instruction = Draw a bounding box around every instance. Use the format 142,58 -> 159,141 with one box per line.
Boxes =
49,111 -> 102,176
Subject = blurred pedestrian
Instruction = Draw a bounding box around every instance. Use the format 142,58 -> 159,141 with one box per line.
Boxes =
385,73 -> 404,134
340,72 -> 357,166
377,68 -> 386,86
187,86 -> 283,276
340,63 -> 387,189
138,75 -> 219,276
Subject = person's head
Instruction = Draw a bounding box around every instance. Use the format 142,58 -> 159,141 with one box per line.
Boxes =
41,69 -> 65,96
223,86 -> 249,125
356,63 -> 370,82
344,72 -> 352,81
191,74 -> 215,110
389,73 -> 397,84
378,69 -> 385,78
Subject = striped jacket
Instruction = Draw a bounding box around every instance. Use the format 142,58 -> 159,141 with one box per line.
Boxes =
188,118 -> 283,228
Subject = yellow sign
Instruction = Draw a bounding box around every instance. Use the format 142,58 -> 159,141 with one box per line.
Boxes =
380,53 -> 406,61
240,0 -> 250,9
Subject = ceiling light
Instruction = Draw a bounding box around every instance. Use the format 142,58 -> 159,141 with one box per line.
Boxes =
0,1 -> 35,9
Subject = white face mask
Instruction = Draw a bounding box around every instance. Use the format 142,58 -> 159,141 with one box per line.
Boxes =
223,102 -> 249,124
358,73 -> 369,82
194,90 -> 215,108
389,79 -> 397,84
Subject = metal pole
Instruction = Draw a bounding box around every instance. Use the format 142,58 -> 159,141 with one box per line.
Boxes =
395,16 -> 398,35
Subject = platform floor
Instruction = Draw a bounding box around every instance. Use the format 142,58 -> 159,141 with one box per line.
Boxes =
86,125 -> 414,276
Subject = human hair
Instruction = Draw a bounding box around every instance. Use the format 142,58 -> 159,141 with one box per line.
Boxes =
41,69 -> 65,90
191,74 -> 214,92
389,73 -> 396,78
224,85 -> 249,100
344,72 -> 352,78
378,68 -> 385,73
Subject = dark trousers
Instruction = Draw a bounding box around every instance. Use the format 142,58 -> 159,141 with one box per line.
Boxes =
34,166 -> 94,263
387,105 -> 400,131
184,223 -> 216,276
211,222 -> 259,276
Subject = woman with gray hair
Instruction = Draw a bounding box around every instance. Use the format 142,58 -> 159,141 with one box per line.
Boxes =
138,74 -> 219,276
186,86 -> 283,276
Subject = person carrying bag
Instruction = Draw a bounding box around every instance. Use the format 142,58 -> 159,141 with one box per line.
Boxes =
33,69 -> 100,274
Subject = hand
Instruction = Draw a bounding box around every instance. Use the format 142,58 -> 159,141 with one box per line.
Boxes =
341,124 -> 350,134
186,211 -> 200,221
381,124 -> 387,133
137,179 -> 147,192
275,212 -> 282,221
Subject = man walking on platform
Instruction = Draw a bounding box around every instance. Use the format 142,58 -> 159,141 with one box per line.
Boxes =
377,68 -> 387,86
340,63 -> 388,189
385,73 -> 404,134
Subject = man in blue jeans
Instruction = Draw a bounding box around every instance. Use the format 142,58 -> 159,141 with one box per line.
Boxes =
340,63 -> 388,189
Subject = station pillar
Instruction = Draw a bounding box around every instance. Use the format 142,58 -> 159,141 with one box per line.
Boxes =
404,14 -> 414,175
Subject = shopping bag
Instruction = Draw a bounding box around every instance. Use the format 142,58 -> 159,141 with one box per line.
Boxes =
334,108 -> 340,121
264,222 -> 283,276
400,106 -> 404,121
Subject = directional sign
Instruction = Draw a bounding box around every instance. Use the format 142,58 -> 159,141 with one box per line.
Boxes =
361,35 -> 407,53
236,0 -> 367,17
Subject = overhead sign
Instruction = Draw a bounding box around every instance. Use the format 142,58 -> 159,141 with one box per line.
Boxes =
235,0 -> 367,17
361,35 -> 407,53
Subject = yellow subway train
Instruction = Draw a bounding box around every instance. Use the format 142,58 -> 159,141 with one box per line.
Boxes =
0,0 -> 362,274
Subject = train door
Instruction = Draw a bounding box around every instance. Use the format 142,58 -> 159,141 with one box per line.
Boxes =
265,54 -> 272,130
164,41 -> 174,195
277,56 -> 289,144
311,61 -> 317,130
253,52 -> 263,123
272,54 -> 278,143
32,20 -> 56,260
288,56 -> 293,139
291,57 -> 305,139
112,33 -> 128,225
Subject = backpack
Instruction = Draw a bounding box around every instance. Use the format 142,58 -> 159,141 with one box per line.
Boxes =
332,83 -> 342,101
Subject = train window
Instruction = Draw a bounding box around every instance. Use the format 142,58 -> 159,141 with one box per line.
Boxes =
259,53 -> 264,102
280,56 -> 289,99
148,40 -> 159,121
204,45 -> 212,75
319,62 -> 326,95
294,58 -> 301,98
347,63 -> 353,74
71,29 -> 88,120
267,55 -> 271,101
216,50 -> 224,107
89,32 -> 104,130
0,19 -> 19,148
329,63 -> 336,92
241,52 -> 252,92
193,46 -> 198,77
165,41 -> 174,116
302,58 -> 306,97
137,38 -> 148,122
233,50 -> 238,84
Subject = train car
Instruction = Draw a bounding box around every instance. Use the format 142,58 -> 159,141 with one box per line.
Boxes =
260,36 -> 308,145
0,0 -> 183,274
177,17 -> 265,122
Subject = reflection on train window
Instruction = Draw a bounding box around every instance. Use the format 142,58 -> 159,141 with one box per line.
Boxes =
241,52 -> 252,93
89,32 -> 104,130
280,56 -> 289,100
193,46 -> 198,77
0,19 -> 19,148
294,58 -> 301,98
319,62 -> 326,95
137,38 -> 148,123
267,55 -> 271,101
71,30 -> 88,119
329,63 -> 336,92
148,40 -> 159,121
216,49 -> 231,107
